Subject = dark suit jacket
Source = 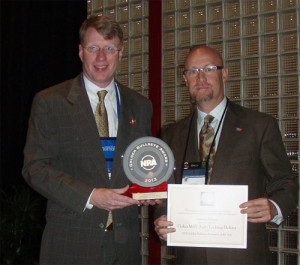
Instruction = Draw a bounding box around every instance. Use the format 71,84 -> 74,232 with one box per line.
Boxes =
159,100 -> 298,265
22,74 -> 153,264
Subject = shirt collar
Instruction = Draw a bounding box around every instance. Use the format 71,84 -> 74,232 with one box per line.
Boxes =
197,97 -> 227,124
83,75 -> 115,100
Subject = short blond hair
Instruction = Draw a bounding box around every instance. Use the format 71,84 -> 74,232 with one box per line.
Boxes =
79,16 -> 123,46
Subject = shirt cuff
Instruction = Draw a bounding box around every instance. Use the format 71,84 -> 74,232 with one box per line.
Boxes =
84,188 -> 95,211
269,199 -> 284,225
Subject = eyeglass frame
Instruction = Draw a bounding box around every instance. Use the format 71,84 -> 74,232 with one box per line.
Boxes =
183,65 -> 224,77
82,45 -> 121,55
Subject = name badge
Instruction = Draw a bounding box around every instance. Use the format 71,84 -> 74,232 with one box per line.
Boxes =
182,162 -> 206,185
101,137 -> 116,173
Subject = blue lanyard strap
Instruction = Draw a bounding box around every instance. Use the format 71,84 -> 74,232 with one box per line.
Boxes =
115,82 -> 120,120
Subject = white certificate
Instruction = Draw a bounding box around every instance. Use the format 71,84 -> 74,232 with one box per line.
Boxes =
167,184 -> 248,249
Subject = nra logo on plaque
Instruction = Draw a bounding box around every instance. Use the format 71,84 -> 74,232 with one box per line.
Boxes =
140,155 -> 157,170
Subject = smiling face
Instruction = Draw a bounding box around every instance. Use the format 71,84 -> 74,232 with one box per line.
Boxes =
183,46 -> 228,113
79,27 -> 123,88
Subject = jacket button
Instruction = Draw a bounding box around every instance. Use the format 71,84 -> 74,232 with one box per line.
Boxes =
99,223 -> 104,229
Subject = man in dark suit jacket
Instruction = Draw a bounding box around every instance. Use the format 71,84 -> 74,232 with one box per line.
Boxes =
154,45 -> 298,265
22,16 -> 155,265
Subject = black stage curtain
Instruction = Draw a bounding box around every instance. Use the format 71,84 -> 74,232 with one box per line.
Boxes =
0,0 -> 87,189
0,1 -> 87,263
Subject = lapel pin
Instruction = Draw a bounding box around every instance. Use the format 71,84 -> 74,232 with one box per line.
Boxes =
236,127 -> 242,132
130,118 -> 136,125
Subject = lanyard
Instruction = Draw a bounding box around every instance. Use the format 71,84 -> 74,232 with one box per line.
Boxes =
204,100 -> 228,182
114,82 -> 120,120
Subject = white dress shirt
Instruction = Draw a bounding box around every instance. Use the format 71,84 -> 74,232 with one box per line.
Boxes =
197,97 -> 227,150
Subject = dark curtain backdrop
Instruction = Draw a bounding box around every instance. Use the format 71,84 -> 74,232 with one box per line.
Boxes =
0,1 -> 86,262
0,0 -> 87,189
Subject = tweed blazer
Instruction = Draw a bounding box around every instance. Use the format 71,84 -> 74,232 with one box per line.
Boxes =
22,73 -> 153,264
160,100 -> 298,265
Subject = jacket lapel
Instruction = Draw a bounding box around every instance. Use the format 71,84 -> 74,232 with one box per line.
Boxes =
185,110 -> 200,163
110,83 -> 137,187
210,101 -> 242,184
172,109 -> 199,183
66,74 -> 109,185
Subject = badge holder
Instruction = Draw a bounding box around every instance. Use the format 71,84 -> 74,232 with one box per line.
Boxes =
182,162 -> 206,185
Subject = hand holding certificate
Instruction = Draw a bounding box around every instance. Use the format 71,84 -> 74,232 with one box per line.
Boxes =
167,184 -> 248,249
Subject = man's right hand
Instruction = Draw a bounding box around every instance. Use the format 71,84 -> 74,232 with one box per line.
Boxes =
90,185 -> 140,210
154,215 -> 176,241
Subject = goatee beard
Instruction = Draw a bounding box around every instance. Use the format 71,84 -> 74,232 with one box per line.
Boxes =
193,94 -> 213,104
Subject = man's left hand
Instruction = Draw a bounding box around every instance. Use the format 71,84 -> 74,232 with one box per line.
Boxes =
240,197 -> 278,223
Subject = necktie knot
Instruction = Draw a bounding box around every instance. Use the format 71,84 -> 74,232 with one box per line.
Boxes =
204,114 -> 214,124
202,115 -> 214,134
97,90 -> 108,103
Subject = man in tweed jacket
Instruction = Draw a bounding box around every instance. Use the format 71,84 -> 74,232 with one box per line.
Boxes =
23,16 -> 154,265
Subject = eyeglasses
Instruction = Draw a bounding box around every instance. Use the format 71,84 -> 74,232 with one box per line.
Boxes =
83,45 -> 121,55
183,65 -> 223,78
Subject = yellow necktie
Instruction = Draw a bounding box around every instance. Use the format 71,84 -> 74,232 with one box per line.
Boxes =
95,90 -> 113,230
95,90 -> 109,137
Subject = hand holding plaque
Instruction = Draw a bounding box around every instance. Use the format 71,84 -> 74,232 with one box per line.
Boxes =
122,137 -> 174,200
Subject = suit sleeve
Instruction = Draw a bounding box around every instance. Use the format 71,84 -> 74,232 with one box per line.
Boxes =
22,92 -> 94,213
261,116 -> 298,218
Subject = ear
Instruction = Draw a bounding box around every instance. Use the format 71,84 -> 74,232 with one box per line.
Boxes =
78,44 -> 84,62
118,46 -> 124,62
222,67 -> 228,83
183,74 -> 188,86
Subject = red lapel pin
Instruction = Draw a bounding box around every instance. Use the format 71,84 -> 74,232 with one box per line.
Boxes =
236,127 -> 242,132
130,118 -> 136,125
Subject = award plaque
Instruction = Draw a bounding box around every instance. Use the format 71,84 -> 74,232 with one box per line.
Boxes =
122,136 -> 175,200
